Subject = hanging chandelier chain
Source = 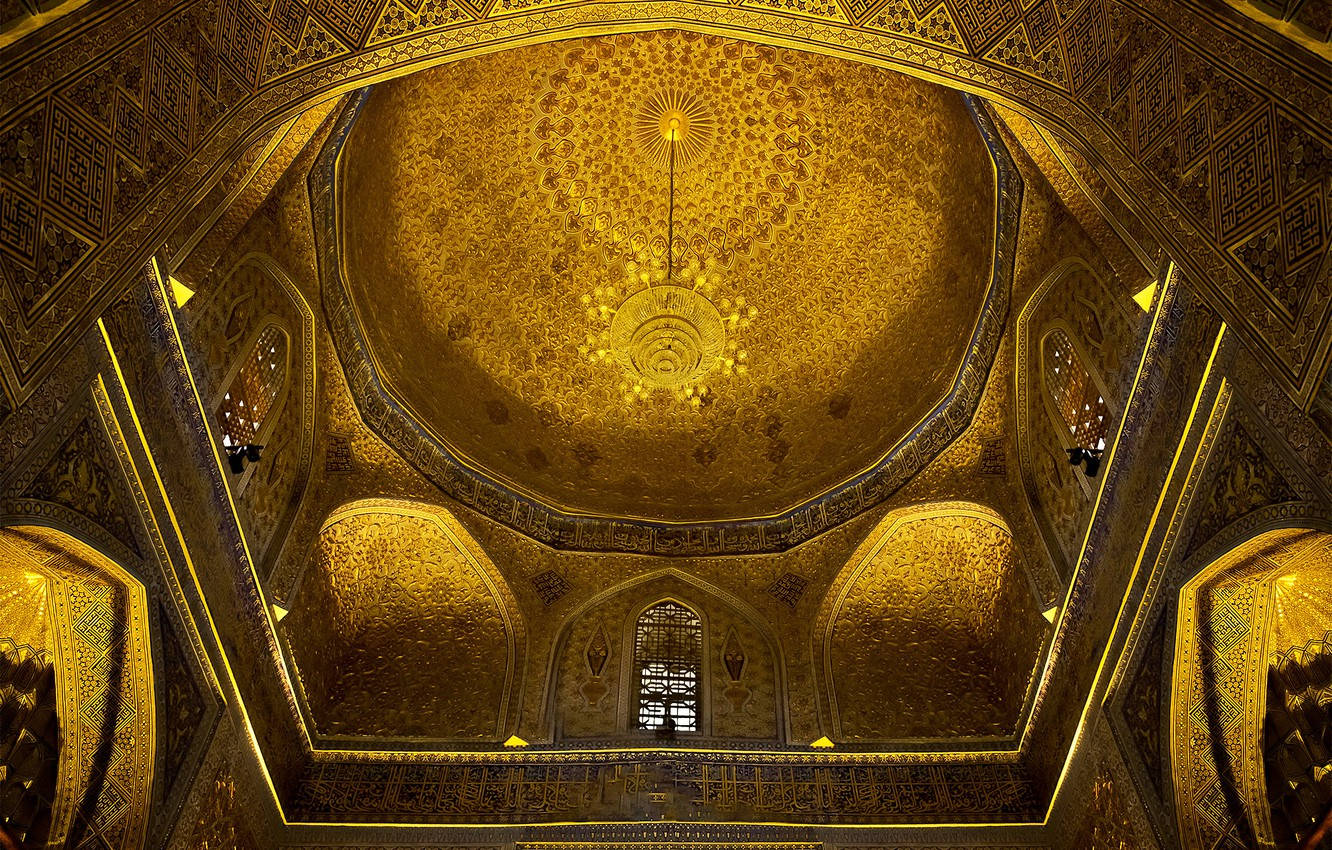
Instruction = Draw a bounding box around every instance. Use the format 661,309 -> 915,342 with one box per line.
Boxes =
665,129 -> 677,287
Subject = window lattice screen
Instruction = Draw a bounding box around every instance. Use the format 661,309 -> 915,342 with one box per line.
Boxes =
633,601 -> 702,733
1043,329 -> 1110,451
217,324 -> 288,448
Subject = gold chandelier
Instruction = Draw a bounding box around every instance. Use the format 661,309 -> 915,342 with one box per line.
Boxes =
580,93 -> 755,407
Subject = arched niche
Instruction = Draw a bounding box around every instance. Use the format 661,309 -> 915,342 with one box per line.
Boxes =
1015,256 -> 1140,576
546,570 -> 785,743
0,524 -> 154,850
1172,526 -> 1332,850
281,499 -> 525,742
814,502 -> 1048,742
185,253 -> 317,573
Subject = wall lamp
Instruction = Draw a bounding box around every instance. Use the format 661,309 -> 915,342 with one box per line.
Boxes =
225,443 -> 264,475
1067,447 -> 1103,477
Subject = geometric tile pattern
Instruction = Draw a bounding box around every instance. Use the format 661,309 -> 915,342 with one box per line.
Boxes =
0,527 -> 155,850
531,568 -> 572,605
1174,559 -> 1264,850
766,571 -> 809,608
0,0 -> 1330,410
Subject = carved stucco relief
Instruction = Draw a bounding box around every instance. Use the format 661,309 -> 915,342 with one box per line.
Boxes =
282,501 -> 524,741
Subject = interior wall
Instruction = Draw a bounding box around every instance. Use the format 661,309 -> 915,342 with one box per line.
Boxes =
550,572 -> 782,742
1172,527 -> 1332,850
816,504 -> 1047,741
1017,257 -> 1145,572
0,525 -> 155,850
183,255 -> 313,567
282,501 -> 524,741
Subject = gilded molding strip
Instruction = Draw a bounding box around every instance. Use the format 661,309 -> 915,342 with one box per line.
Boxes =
312,88 -> 1022,555
293,756 -> 1040,823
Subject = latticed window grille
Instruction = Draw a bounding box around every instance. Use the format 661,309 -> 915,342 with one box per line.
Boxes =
633,601 -> 702,732
1043,329 -> 1110,451
217,324 -> 288,448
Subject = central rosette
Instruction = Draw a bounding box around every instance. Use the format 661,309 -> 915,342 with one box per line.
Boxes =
533,33 -> 818,403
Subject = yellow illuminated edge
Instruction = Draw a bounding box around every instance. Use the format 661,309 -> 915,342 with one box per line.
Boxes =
1041,265 -> 1230,819
100,255 -> 1197,833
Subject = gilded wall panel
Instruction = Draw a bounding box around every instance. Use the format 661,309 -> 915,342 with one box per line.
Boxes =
283,502 -> 524,740
1064,733 -> 1159,850
1,383 -> 147,560
0,526 -> 155,850
168,94 -> 343,285
1016,256 -> 1143,572
182,253 -> 316,567
167,719 -> 262,850
1172,528 -> 1332,850
818,505 -> 1047,741
550,572 -> 781,741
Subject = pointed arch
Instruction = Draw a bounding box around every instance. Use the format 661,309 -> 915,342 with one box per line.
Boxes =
1172,525 -> 1332,850
280,498 -> 526,743
1016,256 -> 1141,574
813,501 -> 1049,743
0,524 -> 154,850
630,599 -> 704,734
545,569 -> 786,743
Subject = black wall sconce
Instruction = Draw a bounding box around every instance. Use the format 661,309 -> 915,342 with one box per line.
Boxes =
225,443 -> 264,475
1067,446 -> 1104,478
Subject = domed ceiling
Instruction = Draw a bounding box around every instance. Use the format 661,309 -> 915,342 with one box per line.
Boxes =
332,31 -> 1006,526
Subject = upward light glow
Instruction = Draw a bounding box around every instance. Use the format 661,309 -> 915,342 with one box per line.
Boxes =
1132,281 -> 1157,312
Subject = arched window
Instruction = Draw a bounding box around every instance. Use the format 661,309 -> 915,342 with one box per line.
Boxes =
633,601 -> 702,733
1043,328 -> 1110,451
217,323 -> 288,448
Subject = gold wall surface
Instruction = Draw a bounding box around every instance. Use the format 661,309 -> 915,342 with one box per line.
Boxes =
1172,527 -> 1332,850
0,526 -> 155,850
243,76 -> 1135,751
339,31 -> 996,523
550,572 -> 782,741
283,501 -> 524,740
7,0 -> 1331,841
184,253 -> 315,568
818,505 -> 1047,740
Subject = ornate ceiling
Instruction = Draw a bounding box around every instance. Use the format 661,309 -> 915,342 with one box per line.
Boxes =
336,32 -> 997,523
3,0 -> 1331,845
